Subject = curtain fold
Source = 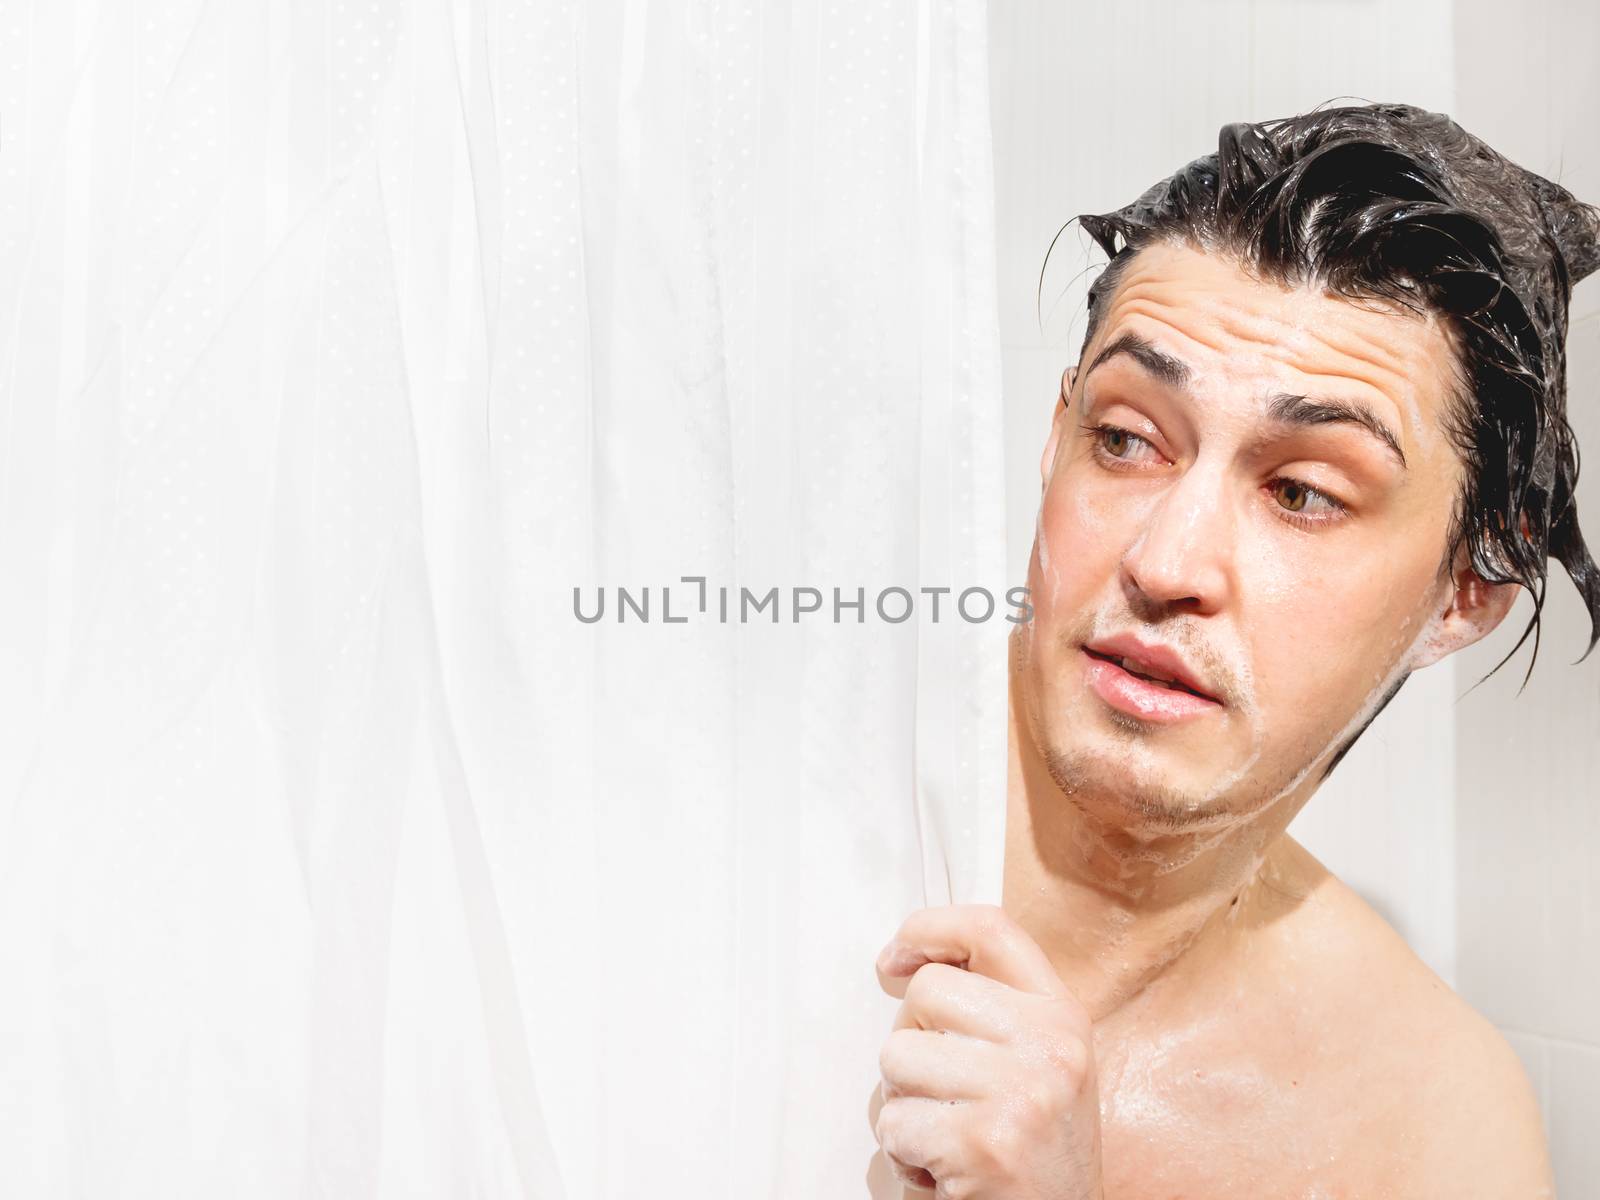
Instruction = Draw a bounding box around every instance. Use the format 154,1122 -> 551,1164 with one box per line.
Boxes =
0,1 -> 1008,1195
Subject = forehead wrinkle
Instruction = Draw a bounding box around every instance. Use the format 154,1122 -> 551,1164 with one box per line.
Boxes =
1095,278 -> 1446,453
1272,309 -> 1447,402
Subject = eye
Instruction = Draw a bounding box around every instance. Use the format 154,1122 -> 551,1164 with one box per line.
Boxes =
1269,478 -> 1346,525
1090,423 -> 1161,464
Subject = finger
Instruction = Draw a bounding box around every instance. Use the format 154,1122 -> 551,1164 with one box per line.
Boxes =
877,903 -> 1067,999
879,1026 -> 1001,1101
889,1157 -> 936,1194
879,1131 -> 937,1196
869,1083 -> 935,1190
874,1095 -> 959,1181
890,960 -> 1029,1041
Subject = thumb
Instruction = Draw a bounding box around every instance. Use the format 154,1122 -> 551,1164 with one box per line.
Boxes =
875,903 -> 1067,999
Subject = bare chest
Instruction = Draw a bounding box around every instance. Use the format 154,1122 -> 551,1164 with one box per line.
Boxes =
1090,1016 -> 1390,1199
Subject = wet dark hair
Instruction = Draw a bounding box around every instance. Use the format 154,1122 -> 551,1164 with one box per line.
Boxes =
1064,101 -> 1600,686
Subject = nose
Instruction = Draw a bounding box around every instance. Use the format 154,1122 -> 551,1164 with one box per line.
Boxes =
1121,464 -> 1234,616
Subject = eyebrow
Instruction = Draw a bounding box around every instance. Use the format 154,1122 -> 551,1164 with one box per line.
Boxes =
1084,331 -> 1191,389
1082,330 -> 1409,471
1264,392 -> 1408,470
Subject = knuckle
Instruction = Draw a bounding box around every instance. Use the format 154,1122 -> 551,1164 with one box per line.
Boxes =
902,903 -> 941,933
1031,999 -> 1092,1060
877,1028 -> 911,1080
903,966 -> 930,1005
1055,993 -> 1094,1037
1044,1028 -> 1091,1080
967,1117 -> 1020,1175
1027,1072 -> 1065,1119
904,961 -> 948,1007
970,903 -> 1007,936
998,1118 -> 1035,1166
1000,1076 -> 1061,1141
885,1154 -> 920,1188
873,1098 -> 901,1151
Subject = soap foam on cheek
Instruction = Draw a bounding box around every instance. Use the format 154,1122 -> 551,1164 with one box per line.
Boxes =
1135,605 -> 1441,885
1028,505 -> 1058,642
1247,588 -> 1450,814
1087,573 -> 1444,848
1037,481 -> 1119,613
1173,652 -> 1264,816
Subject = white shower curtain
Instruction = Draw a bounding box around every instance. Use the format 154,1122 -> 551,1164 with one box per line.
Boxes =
0,1 -> 1009,1196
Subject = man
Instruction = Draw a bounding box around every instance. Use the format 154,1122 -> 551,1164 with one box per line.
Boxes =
871,103 -> 1598,1197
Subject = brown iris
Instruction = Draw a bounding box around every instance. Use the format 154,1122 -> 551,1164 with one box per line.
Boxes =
1275,481 -> 1310,511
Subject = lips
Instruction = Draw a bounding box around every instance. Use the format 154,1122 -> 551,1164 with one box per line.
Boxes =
1082,634 -> 1219,702
1083,648 -> 1214,700
1080,634 -> 1224,723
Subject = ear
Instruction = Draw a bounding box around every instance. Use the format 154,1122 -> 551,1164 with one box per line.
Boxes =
1410,552 -> 1521,669
1039,366 -> 1078,486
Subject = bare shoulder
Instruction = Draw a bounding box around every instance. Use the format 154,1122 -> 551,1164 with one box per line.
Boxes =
1260,837 -> 1555,1196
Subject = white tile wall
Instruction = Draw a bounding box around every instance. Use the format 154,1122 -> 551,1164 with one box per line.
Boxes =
1454,1 -> 1600,1191
1550,1040 -> 1600,1187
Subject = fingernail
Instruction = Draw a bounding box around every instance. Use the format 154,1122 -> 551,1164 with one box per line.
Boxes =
876,941 -> 923,975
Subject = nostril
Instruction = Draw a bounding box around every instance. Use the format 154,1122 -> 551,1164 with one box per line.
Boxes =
1124,557 -> 1201,608
1123,523 -> 1226,613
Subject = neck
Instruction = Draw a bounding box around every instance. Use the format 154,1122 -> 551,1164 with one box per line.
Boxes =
1001,638 -> 1312,1023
